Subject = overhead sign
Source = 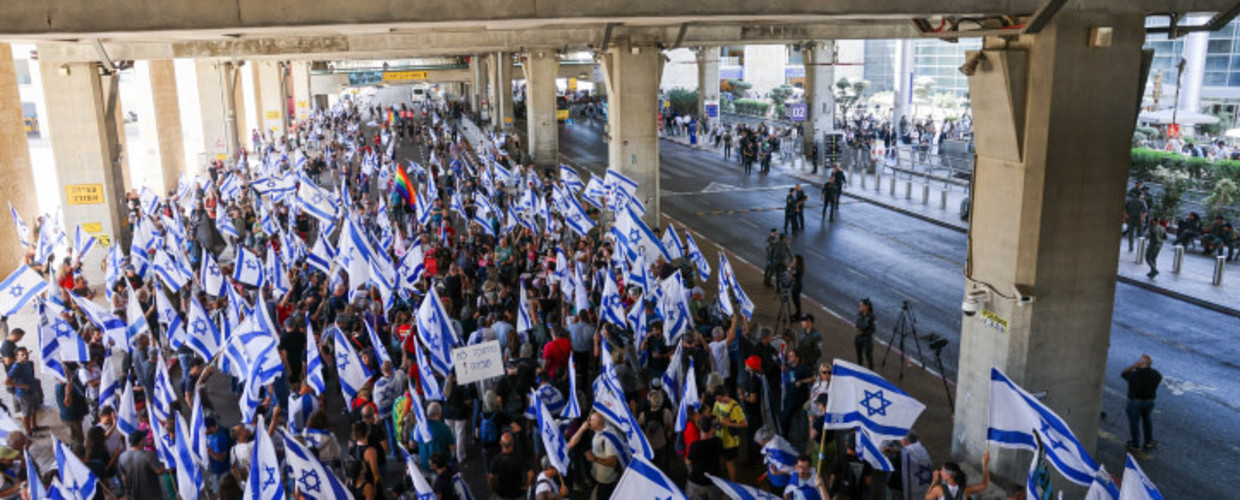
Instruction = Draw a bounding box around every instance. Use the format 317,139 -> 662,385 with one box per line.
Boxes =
786,102 -> 808,121
348,71 -> 383,86
569,78 -> 578,91
451,340 -> 504,384
705,100 -> 719,119
66,184 -> 104,205
383,70 -> 429,83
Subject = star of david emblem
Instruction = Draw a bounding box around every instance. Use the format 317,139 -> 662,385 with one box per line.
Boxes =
298,469 -> 322,493
66,480 -> 81,497
245,258 -> 260,271
915,465 -> 933,485
265,180 -> 277,189
340,254 -> 352,268
628,228 -> 640,243
208,261 -> 220,275
192,319 -> 208,335
336,351 -> 350,369
311,194 -> 325,205
263,465 -> 278,488
1038,421 -> 1070,453
860,389 -> 892,417
55,321 -> 73,335
8,285 -> 23,298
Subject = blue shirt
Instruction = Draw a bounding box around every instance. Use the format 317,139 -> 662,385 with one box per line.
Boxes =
7,362 -> 35,397
208,428 -> 233,475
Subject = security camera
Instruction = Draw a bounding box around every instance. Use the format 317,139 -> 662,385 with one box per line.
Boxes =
1013,285 -> 1036,307
961,290 -> 988,316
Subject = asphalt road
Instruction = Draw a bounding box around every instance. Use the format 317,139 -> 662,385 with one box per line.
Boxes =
550,115 -> 1239,500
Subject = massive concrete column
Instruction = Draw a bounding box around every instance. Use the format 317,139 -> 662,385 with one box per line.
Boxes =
255,61 -> 288,140
1178,14 -> 1209,117
952,7 -> 1144,482
38,58 -> 129,282
195,60 -> 240,170
469,55 -> 483,114
133,60 -> 185,194
291,61 -> 312,124
802,41 -> 837,159
696,47 -> 720,123
893,39 -> 915,136
600,40 -> 662,228
491,51 -> 514,131
525,51 -> 560,167
0,43 -> 38,268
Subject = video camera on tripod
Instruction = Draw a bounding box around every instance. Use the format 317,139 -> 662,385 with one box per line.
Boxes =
922,333 -> 949,354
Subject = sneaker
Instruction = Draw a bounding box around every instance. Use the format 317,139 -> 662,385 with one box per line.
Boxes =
1126,441 -> 1140,452
1143,440 -> 1159,450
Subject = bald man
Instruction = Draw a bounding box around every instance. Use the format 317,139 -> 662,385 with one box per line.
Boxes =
488,432 -> 532,500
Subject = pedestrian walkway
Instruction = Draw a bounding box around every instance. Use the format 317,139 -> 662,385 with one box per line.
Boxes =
665,133 -> 1240,318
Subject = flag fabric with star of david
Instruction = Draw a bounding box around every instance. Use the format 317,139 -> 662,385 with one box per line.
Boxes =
1085,464 -> 1120,500
987,367 -> 1101,488
1120,454 -> 1164,500
151,350 -> 178,423
281,428 -> 354,500
707,473 -> 782,500
69,293 -> 127,349
718,253 -> 753,320
174,414 -> 202,500
414,337 -> 445,401
185,296 -> 222,364
400,444 -> 437,500
296,177 -> 339,224
307,232 -> 337,276
233,247 -> 265,288
245,415 -> 285,500
684,231 -> 711,279
614,204 -> 671,265
54,436 -> 98,500
416,287 -> 455,376
534,389 -> 571,475
201,251 -> 227,297
610,455 -> 688,500
900,440 -> 933,500
0,265 -> 48,317
856,426 -> 894,471
600,270 -> 626,328
35,315 -> 67,382
9,203 -> 29,248
116,380 -> 139,437
661,224 -> 685,260
824,359 -> 926,443
333,325 -> 371,411
304,318 -> 326,396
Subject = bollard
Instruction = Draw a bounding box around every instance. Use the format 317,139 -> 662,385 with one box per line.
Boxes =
889,176 -> 896,196
905,180 -> 912,199
875,171 -> 882,192
1135,237 -> 1147,264
941,188 -> 948,209
1172,245 -> 1184,274
1214,255 -> 1226,285
922,183 -> 930,204
861,174 -> 867,190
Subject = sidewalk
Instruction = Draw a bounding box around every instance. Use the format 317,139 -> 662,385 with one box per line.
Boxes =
698,138 -> 1240,319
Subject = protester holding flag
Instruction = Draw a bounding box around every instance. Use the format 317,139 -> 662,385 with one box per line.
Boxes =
924,450 -> 990,500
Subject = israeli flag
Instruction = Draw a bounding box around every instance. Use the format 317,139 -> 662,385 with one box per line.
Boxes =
9,203 -> 29,248
105,245 -> 124,300
147,404 -> 175,468
70,293 -> 127,348
1085,465 -> 1120,500
762,434 -> 799,475
364,320 -> 391,367
408,380 -> 434,443
251,174 -> 296,196
573,265 -> 591,314
304,319 -> 326,396
563,353 -> 582,419
414,338 -> 445,401
592,361 -> 654,461
337,217 -> 375,287
560,164 -> 585,193
611,456 -> 688,500
856,427 -> 894,471
416,288 -> 455,376
603,169 -> 639,210
116,380 -> 139,436
715,257 -> 734,317
185,296 -> 222,361
517,280 -> 534,334
297,177 -> 338,224
675,358 -> 700,432
626,298 -> 648,353
266,246 -> 289,297
73,225 -> 97,264
26,450 -> 46,500
190,388 -> 208,468
0,265 -> 48,316
174,415 -> 202,500
987,367 -> 1100,487
661,225 -> 685,260
217,210 -> 240,239
719,253 -> 753,319
307,232 -> 337,275
242,342 -> 284,424
400,444 -> 437,500
234,247 -> 265,288
151,350 -> 177,423
824,359 -> 926,442
398,241 -> 425,292
157,286 -> 186,352
56,436 -> 100,499
281,428 -> 355,500
153,249 -> 190,292
614,204 -> 671,264
36,318 -> 66,382
554,186 -> 597,238
98,354 -> 121,411
53,318 -> 90,363
219,174 -> 242,200
1120,454 -> 1163,500
581,177 -> 606,208
600,270 -> 627,328
246,415 -> 286,500
123,286 -> 149,347
707,473 -> 782,500
200,252 -> 226,297
534,390 -> 571,475
333,326 -> 371,411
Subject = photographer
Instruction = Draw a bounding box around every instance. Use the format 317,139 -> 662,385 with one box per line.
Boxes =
785,255 -> 805,320
854,299 -> 876,370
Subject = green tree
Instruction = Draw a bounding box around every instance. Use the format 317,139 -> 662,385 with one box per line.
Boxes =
666,88 -> 699,116
726,79 -> 753,97
1196,110 -> 1234,137
1150,166 -> 1192,220
1204,177 -> 1239,219
913,76 -> 936,102
835,77 -> 870,118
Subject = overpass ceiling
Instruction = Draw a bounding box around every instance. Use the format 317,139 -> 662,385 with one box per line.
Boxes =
9,0 -> 1239,62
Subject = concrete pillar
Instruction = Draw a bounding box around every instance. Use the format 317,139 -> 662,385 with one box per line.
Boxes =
696,47 -> 720,123
1178,14 -> 1210,116
133,60 -> 185,195
0,43 -> 38,269
291,61 -> 312,124
802,41 -> 836,158
492,51 -> 514,130
195,60 -> 240,170
525,51 -> 560,167
255,61 -> 287,140
38,58 -> 129,283
600,40 -> 662,228
952,7 -> 1145,482
893,39 -> 914,139
242,61 -> 262,146
469,55 -> 483,113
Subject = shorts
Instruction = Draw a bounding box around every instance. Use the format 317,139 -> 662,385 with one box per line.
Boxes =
19,393 -> 38,417
721,446 -> 739,460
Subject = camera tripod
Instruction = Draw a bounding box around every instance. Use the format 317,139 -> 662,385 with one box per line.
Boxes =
881,300 -> 926,381
922,333 -> 955,413
774,288 -> 793,336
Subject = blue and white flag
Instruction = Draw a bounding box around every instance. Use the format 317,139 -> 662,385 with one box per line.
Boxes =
151,350 -> 177,423
707,473 -> 782,500
716,258 -> 734,317
1085,465 -> 1120,500
190,388 -> 208,468
626,298 -> 648,355
105,245 -> 124,300
69,293 -> 127,348
560,164 -> 585,193
148,403 -> 175,468
55,436 -> 98,500
251,174 -> 296,196
156,286 -> 186,352
661,344 -> 685,408
297,177 -> 339,224
305,318 -> 326,396
217,210 -> 240,239
718,253 -> 753,319
265,245 -> 289,297
364,320 -> 391,367
408,380 -> 433,443
581,177 -> 606,208
307,232 -> 337,275
612,456 -> 688,500
0,265 -> 48,317
116,380 -> 139,437
600,270 -> 626,328
563,353 -> 582,419
337,217 -> 375,287
592,363 -> 654,462
535,390 -> 570,475
517,280 -> 534,335
1120,454 -> 1163,500
241,341 -> 283,424
73,225 -> 97,265
281,428 -> 355,500
661,225 -> 684,260
26,450 -> 46,500
553,186 -> 597,238
762,434 -> 798,476
152,249 -> 191,292
52,317 -> 90,363
675,358 -> 700,432
824,359 -> 926,442
414,338 -> 445,401
856,427 -> 894,472
245,415 -> 286,500
174,414 -> 202,500
987,367 -> 1100,487
333,326 -> 371,411
614,204 -> 670,264
9,203 -> 29,248
398,241 -> 425,293
98,354 -> 121,411
603,169 -> 639,210
234,247 -> 265,288
416,288 -> 455,376
36,317 -> 66,382
400,444 -> 436,500
125,286 -> 149,346
201,251 -> 227,297
185,296 -> 222,361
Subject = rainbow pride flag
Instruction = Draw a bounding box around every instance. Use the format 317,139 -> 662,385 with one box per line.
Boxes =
394,163 -> 415,206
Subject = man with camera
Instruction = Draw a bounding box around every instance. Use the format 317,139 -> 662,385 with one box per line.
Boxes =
1122,354 -> 1163,452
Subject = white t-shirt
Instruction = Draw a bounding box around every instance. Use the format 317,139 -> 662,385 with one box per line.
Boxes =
591,433 -> 619,484
231,441 -> 255,473
534,475 -> 559,498
709,340 -> 730,379
78,365 -> 101,401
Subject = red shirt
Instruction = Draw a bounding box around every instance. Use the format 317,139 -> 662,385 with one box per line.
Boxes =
681,420 -> 701,457
543,337 -> 573,380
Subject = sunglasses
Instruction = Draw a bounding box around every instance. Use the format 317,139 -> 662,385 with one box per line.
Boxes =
820,371 -> 831,375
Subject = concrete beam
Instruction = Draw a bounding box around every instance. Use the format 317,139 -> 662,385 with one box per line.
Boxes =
1,0 -> 1232,39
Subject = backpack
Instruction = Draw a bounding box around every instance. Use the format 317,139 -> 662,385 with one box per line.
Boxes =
479,412 -> 501,446
642,413 -> 667,451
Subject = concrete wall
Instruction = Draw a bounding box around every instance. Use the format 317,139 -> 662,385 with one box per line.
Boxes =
660,48 -> 698,92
